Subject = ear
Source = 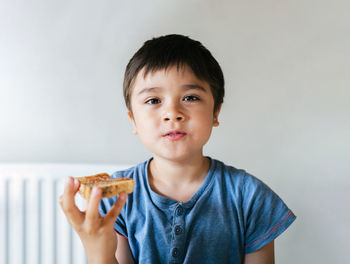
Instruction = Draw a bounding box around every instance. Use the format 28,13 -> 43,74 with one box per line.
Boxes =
213,104 -> 222,127
127,111 -> 138,134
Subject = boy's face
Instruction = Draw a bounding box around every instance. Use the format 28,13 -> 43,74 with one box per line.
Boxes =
128,64 -> 221,162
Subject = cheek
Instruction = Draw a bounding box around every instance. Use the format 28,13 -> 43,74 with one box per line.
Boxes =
133,111 -> 158,131
194,108 -> 215,124
192,113 -> 215,136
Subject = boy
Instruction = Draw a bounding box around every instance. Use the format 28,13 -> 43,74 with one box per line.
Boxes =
59,34 -> 296,264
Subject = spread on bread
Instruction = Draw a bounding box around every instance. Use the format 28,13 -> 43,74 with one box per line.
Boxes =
76,173 -> 135,200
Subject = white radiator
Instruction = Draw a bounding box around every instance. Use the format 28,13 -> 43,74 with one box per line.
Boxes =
0,163 -> 129,264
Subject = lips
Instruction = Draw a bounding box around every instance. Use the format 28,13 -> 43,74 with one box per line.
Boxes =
163,130 -> 187,141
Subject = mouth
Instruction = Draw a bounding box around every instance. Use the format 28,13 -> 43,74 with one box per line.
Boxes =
163,130 -> 187,140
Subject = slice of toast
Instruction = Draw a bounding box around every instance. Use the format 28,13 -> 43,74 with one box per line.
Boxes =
76,173 -> 135,200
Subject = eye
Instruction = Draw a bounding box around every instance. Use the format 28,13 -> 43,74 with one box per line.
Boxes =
145,98 -> 161,104
183,95 -> 200,102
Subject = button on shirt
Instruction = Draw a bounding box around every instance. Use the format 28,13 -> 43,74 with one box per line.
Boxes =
99,158 -> 296,263
176,206 -> 183,216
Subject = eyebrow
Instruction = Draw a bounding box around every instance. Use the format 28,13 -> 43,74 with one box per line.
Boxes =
137,87 -> 161,96
137,84 -> 207,96
182,84 -> 207,92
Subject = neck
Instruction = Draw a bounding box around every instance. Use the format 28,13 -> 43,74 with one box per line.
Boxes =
149,155 -> 210,189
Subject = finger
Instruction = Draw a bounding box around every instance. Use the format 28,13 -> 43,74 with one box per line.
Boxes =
104,193 -> 127,226
59,177 -> 84,225
63,176 -> 80,197
86,186 -> 102,223
72,177 -> 81,192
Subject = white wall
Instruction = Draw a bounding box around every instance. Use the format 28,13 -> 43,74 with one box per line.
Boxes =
1,0 -> 349,263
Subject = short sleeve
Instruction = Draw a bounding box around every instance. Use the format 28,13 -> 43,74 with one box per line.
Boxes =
99,197 -> 128,237
242,173 -> 296,254
99,189 -> 128,237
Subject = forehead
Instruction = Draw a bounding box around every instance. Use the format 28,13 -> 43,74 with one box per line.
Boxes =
131,64 -> 210,95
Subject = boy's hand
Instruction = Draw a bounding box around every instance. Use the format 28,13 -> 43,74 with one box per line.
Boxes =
59,176 -> 127,264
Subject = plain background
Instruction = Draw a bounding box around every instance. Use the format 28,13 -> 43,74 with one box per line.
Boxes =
1,0 -> 349,263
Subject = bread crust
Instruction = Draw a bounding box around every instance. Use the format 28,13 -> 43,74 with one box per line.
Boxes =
76,173 -> 135,200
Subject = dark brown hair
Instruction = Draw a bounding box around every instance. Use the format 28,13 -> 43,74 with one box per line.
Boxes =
123,34 -> 224,114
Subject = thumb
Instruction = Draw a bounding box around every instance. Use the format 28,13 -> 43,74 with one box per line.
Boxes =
104,193 -> 127,225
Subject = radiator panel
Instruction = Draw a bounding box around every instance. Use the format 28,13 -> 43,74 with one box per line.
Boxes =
0,163 -> 129,264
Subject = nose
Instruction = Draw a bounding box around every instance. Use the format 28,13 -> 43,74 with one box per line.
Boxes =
162,103 -> 185,122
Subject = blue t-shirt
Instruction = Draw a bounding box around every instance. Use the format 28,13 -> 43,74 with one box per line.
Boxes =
100,158 -> 296,263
